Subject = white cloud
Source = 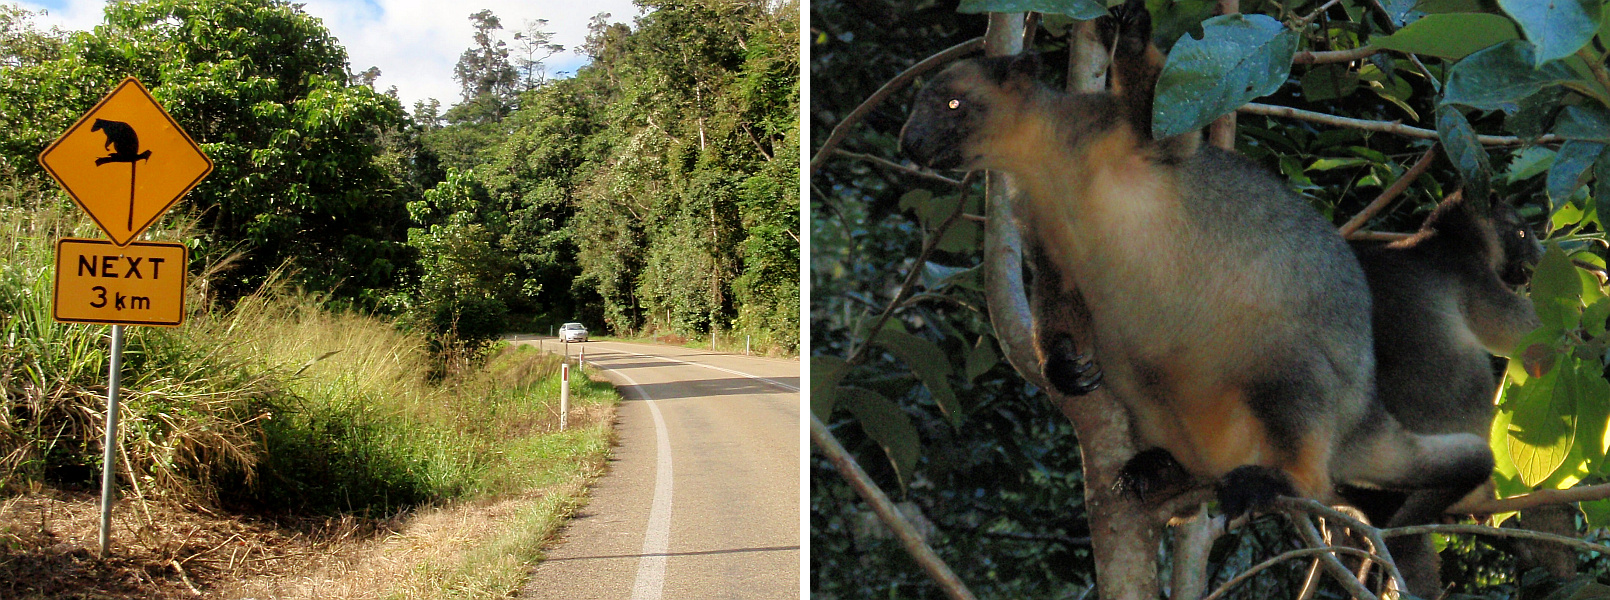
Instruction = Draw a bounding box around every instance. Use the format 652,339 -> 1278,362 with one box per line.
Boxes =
13,0 -> 646,112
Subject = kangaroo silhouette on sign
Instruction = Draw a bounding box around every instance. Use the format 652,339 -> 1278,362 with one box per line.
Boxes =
91,119 -> 151,166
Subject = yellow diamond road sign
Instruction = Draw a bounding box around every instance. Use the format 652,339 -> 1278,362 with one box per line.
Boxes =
39,77 -> 212,247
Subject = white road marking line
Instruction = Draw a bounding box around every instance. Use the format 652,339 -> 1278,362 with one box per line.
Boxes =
605,348 -> 799,392
599,366 -> 674,600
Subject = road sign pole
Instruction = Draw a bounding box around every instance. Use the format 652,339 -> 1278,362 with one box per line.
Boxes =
560,363 -> 570,432
98,324 -> 125,556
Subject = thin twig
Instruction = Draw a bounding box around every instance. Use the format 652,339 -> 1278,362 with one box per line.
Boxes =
1240,103 -> 1563,146
1338,146 -> 1439,237
1383,523 -> 1610,556
1292,46 -> 1378,65
809,37 -> 986,175
845,172 -> 977,366
1287,512 -> 1386,600
1203,545 -> 1388,600
811,413 -> 979,600
1278,497 -> 1408,592
1295,0 -> 1345,29
1346,230 -> 1413,242
835,149 -> 964,187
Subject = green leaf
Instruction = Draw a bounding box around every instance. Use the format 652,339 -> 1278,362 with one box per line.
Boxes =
1300,64 -> 1359,102
1490,395 -> 1530,496
1414,0 -> 1491,13
839,386 -> 922,494
1532,243 -> 1585,331
936,217 -> 981,253
1498,0 -> 1601,65
1377,0 -> 1419,26
1595,149 -> 1610,222
1506,367 -> 1575,487
1548,140 -> 1605,208
1307,157 -> 1370,171
1443,40 -> 1578,111
1585,297 -> 1610,338
1554,105 -> 1610,142
1373,13 -> 1521,61
1573,358 -> 1610,474
956,0 -> 1107,19
1506,146 -> 1557,183
964,335 -> 1000,383
872,329 -> 962,424
1153,14 -> 1299,139
1508,86 -> 1569,139
1582,499 -> 1610,529
812,356 -> 850,419
1437,106 -> 1494,207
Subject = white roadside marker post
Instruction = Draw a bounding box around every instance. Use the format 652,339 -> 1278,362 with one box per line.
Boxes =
560,362 -> 571,432
579,344 -> 585,365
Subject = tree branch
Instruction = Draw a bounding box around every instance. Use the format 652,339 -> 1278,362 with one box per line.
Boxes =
810,414 -> 979,600
1240,103 -> 1563,146
809,37 -> 985,175
1203,546 -> 1389,600
1346,230 -> 1414,242
1292,45 -> 1378,65
1452,482 -> 1610,516
835,149 -> 964,187
845,172 -> 976,367
1209,0 -> 1240,150
1382,523 -> 1610,556
1337,146 -> 1439,237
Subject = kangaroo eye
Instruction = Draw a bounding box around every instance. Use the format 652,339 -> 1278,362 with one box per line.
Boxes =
1518,231 -> 1527,238
947,99 -> 961,110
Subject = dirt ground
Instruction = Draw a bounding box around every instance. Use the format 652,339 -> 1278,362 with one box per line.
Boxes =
0,489 -> 398,599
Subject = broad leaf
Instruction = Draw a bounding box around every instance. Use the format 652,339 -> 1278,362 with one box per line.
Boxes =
1547,140 -> 1605,208
1372,13 -> 1520,61
1153,14 -> 1299,139
1443,41 -> 1578,111
1593,148 -> 1610,233
872,329 -> 962,424
1554,104 -> 1610,143
1436,106 -> 1494,208
1506,368 -> 1574,487
1507,86 -> 1569,140
1532,243 -> 1585,331
956,0 -> 1107,19
1300,64 -> 1359,102
1498,0 -> 1601,65
1574,358 -> 1610,474
1377,0 -> 1419,26
839,386 -> 922,494
812,356 -> 849,419
1505,146 -> 1556,183
964,335 -> 1000,383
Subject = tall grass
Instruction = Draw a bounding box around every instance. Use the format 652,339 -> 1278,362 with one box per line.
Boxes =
0,190 -> 618,516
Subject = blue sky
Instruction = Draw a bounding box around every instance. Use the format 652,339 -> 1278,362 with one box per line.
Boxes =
14,0 -> 646,111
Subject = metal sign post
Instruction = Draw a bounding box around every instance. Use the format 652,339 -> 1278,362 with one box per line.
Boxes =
560,362 -> 571,432
97,325 -> 125,555
38,77 -> 209,557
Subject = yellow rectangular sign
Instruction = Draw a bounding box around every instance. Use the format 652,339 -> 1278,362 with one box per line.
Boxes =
53,238 -> 187,326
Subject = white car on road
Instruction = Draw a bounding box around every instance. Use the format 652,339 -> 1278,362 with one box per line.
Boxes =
559,322 -> 588,343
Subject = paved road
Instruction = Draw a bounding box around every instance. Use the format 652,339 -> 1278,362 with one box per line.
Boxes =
516,337 -> 800,600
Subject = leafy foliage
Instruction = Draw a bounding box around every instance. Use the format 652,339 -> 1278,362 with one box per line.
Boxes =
0,0 -> 412,306
413,0 -> 800,352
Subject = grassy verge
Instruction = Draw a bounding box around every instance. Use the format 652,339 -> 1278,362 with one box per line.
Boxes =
1,198 -> 621,597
